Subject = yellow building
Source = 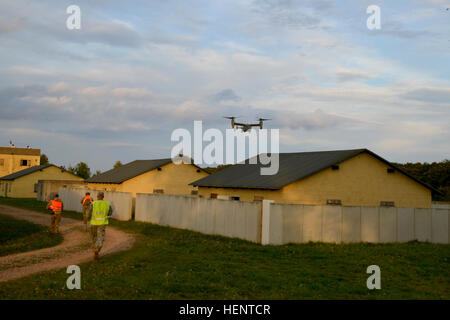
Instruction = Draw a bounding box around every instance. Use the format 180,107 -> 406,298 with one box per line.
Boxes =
0,146 -> 40,178
0,164 -> 84,198
192,149 -> 441,208
86,158 -> 209,197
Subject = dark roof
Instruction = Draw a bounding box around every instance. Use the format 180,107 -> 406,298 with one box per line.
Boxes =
0,164 -> 53,180
87,159 -> 173,184
191,149 -> 443,194
0,147 -> 40,156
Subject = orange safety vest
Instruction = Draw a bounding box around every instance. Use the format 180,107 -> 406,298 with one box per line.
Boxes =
49,200 -> 63,213
82,195 -> 93,206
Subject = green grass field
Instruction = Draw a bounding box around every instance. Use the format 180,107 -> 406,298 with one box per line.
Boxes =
0,213 -> 63,257
0,198 -> 449,299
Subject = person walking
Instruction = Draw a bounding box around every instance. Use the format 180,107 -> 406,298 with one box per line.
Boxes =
46,194 -> 63,234
87,192 -> 113,260
80,192 -> 93,230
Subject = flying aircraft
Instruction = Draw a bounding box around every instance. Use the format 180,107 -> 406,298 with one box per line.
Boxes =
224,116 -> 271,132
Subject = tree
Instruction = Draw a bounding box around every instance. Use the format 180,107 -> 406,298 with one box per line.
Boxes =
70,162 -> 91,179
40,154 -> 49,165
393,159 -> 450,201
113,161 -> 123,169
92,170 -> 102,177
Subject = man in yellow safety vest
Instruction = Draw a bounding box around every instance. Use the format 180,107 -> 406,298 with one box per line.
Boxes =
46,194 -> 63,234
87,191 -> 113,260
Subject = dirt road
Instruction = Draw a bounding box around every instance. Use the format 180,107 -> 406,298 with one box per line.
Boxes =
0,205 -> 135,283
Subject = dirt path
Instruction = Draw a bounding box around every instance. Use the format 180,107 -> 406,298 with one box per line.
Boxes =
0,205 -> 135,283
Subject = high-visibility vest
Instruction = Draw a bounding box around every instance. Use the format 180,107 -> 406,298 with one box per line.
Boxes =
49,200 -> 62,213
90,200 -> 110,225
82,195 -> 92,206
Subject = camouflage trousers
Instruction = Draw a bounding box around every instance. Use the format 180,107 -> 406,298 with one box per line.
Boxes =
50,213 -> 61,234
90,225 -> 106,252
82,206 -> 89,224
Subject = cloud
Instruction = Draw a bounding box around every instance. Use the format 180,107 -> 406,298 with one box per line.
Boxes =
112,88 -> 152,99
365,19 -> 431,39
211,89 -> 241,102
336,69 -> 376,82
0,17 -> 24,34
251,0 -> 334,29
277,109 -> 361,130
80,86 -> 109,97
402,87 -> 450,104
47,82 -> 69,93
8,66 -> 55,76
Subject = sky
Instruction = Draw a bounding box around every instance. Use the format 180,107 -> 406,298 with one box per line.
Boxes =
0,0 -> 449,173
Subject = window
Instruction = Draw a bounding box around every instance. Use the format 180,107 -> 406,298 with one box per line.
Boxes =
34,183 -> 38,193
254,196 -> 264,201
231,196 -> 240,201
20,159 -> 30,166
327,199 -> 342,205
380,201 -> 395,207
387,168 -> 395,174
153,189 -> 164,194
210,193 -> 218,199
0,159 -> 4,166
191,190 -> 198,195
331,165 -> 339,170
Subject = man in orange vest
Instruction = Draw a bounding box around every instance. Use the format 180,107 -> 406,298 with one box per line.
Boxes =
46,194 -> 63,234
80,192 -> 93,230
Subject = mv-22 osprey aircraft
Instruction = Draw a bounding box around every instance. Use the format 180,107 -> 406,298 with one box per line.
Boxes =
224,116 -> 271,132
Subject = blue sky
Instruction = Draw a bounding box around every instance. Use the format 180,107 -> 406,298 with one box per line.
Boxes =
0,0 -> 449,172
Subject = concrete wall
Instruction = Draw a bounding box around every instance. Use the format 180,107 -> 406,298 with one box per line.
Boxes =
432,202 -> 450,209
37,180 -> 87,201
135,193 -> 261,242
58,187 -> 132,221
134,193 -> 449,245
197,152 -> 432,208
272,204 -> 449,244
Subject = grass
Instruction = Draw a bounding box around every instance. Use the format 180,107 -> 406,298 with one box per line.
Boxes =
0,198 -> 449,300
0,213 -> 63,257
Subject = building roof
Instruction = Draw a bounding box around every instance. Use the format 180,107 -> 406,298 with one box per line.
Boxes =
87,159 -> 174,184
0,164 -> 53,181
0,147 -> 40,156
191,149 -> 443,194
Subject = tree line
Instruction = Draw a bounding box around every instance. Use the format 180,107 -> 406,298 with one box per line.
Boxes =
393,160 -> 450,201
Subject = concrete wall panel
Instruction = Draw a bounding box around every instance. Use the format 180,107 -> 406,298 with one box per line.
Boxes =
322,206 -> 342,243
431,209 -> 449,244
361,207 -> 379,243
302,205 -> 322,242
397,207 -> 414,242
268,204 -> 283,245
342,206 -> 361,242
415,208 -> 432,242
380,207 -> 397,242
279,204 -> 303,244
